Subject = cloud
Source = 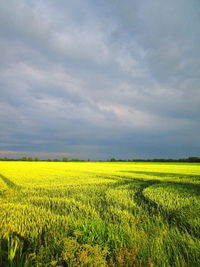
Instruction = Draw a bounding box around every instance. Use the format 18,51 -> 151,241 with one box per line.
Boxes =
0,0 -> 199,159
0,150 -> 71,159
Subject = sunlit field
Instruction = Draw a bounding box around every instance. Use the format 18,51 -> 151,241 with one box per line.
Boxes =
0,162 -> 200,266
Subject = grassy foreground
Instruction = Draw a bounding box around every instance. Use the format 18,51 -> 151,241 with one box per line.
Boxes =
0,162 -> 199,266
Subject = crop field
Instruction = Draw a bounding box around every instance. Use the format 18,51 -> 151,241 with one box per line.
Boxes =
0,162 -> 199,266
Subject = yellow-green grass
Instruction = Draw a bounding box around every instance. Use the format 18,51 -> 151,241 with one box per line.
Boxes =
0,161 -> 199,266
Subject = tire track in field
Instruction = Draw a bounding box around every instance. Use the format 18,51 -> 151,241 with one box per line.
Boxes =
133,179 -> 200,239
0,173 -> 22,190
133,179 -> 161,213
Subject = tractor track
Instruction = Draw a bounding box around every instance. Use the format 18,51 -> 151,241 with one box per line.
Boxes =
133,179 -> 200,239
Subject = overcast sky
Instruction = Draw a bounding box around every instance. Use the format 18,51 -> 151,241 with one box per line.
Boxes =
0,0 -> 200,160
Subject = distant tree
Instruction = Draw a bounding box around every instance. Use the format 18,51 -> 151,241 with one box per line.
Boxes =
62,157 -> 68,162
53,158 -> 59,162
71,158 -> 79,162
110,158 -> 116,162
187,157 -> 200,163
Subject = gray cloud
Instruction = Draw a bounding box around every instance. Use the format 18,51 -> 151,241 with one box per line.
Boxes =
0,0 -> 199,159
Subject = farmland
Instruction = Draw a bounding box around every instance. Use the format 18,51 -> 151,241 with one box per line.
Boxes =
0,162 -> 199,266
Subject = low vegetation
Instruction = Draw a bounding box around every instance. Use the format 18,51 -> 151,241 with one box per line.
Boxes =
0,162 -> 199,266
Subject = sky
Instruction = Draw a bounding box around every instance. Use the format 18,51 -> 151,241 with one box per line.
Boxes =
0,0 -> 200,160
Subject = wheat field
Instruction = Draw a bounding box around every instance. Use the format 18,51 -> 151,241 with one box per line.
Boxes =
0,161 -> 199,266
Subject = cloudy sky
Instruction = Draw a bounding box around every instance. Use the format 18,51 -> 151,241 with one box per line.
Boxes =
0,0 -> 200,160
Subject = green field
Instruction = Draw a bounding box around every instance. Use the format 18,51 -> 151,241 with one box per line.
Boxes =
0,162 -> 199,266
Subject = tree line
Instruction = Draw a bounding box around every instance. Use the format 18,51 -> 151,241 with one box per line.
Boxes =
108,157 -> 200,163
0,157 -> 200,163
0,157 -> 87,162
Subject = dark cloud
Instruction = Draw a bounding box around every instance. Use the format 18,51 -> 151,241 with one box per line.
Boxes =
0,0 -> 199,159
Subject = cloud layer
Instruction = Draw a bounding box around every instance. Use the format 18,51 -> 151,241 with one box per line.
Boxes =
0,0 -> 200,159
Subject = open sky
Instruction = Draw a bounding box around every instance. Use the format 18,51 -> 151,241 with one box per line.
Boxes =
0,0 -> 200,160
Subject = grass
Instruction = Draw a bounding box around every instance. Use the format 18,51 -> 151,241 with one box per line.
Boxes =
0,161 -> 199,266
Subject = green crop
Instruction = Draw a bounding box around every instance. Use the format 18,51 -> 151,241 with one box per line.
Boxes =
0,162 -> 199,266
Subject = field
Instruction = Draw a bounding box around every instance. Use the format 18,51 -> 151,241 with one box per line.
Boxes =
0,162 -> 200,266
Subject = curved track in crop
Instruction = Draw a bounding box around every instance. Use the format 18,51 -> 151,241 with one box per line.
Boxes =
133,179 -> 200,239
0,174 -> 22,190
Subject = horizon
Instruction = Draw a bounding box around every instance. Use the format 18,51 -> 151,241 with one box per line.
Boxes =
0,0 -> 200,160
0,154 -> 200,162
